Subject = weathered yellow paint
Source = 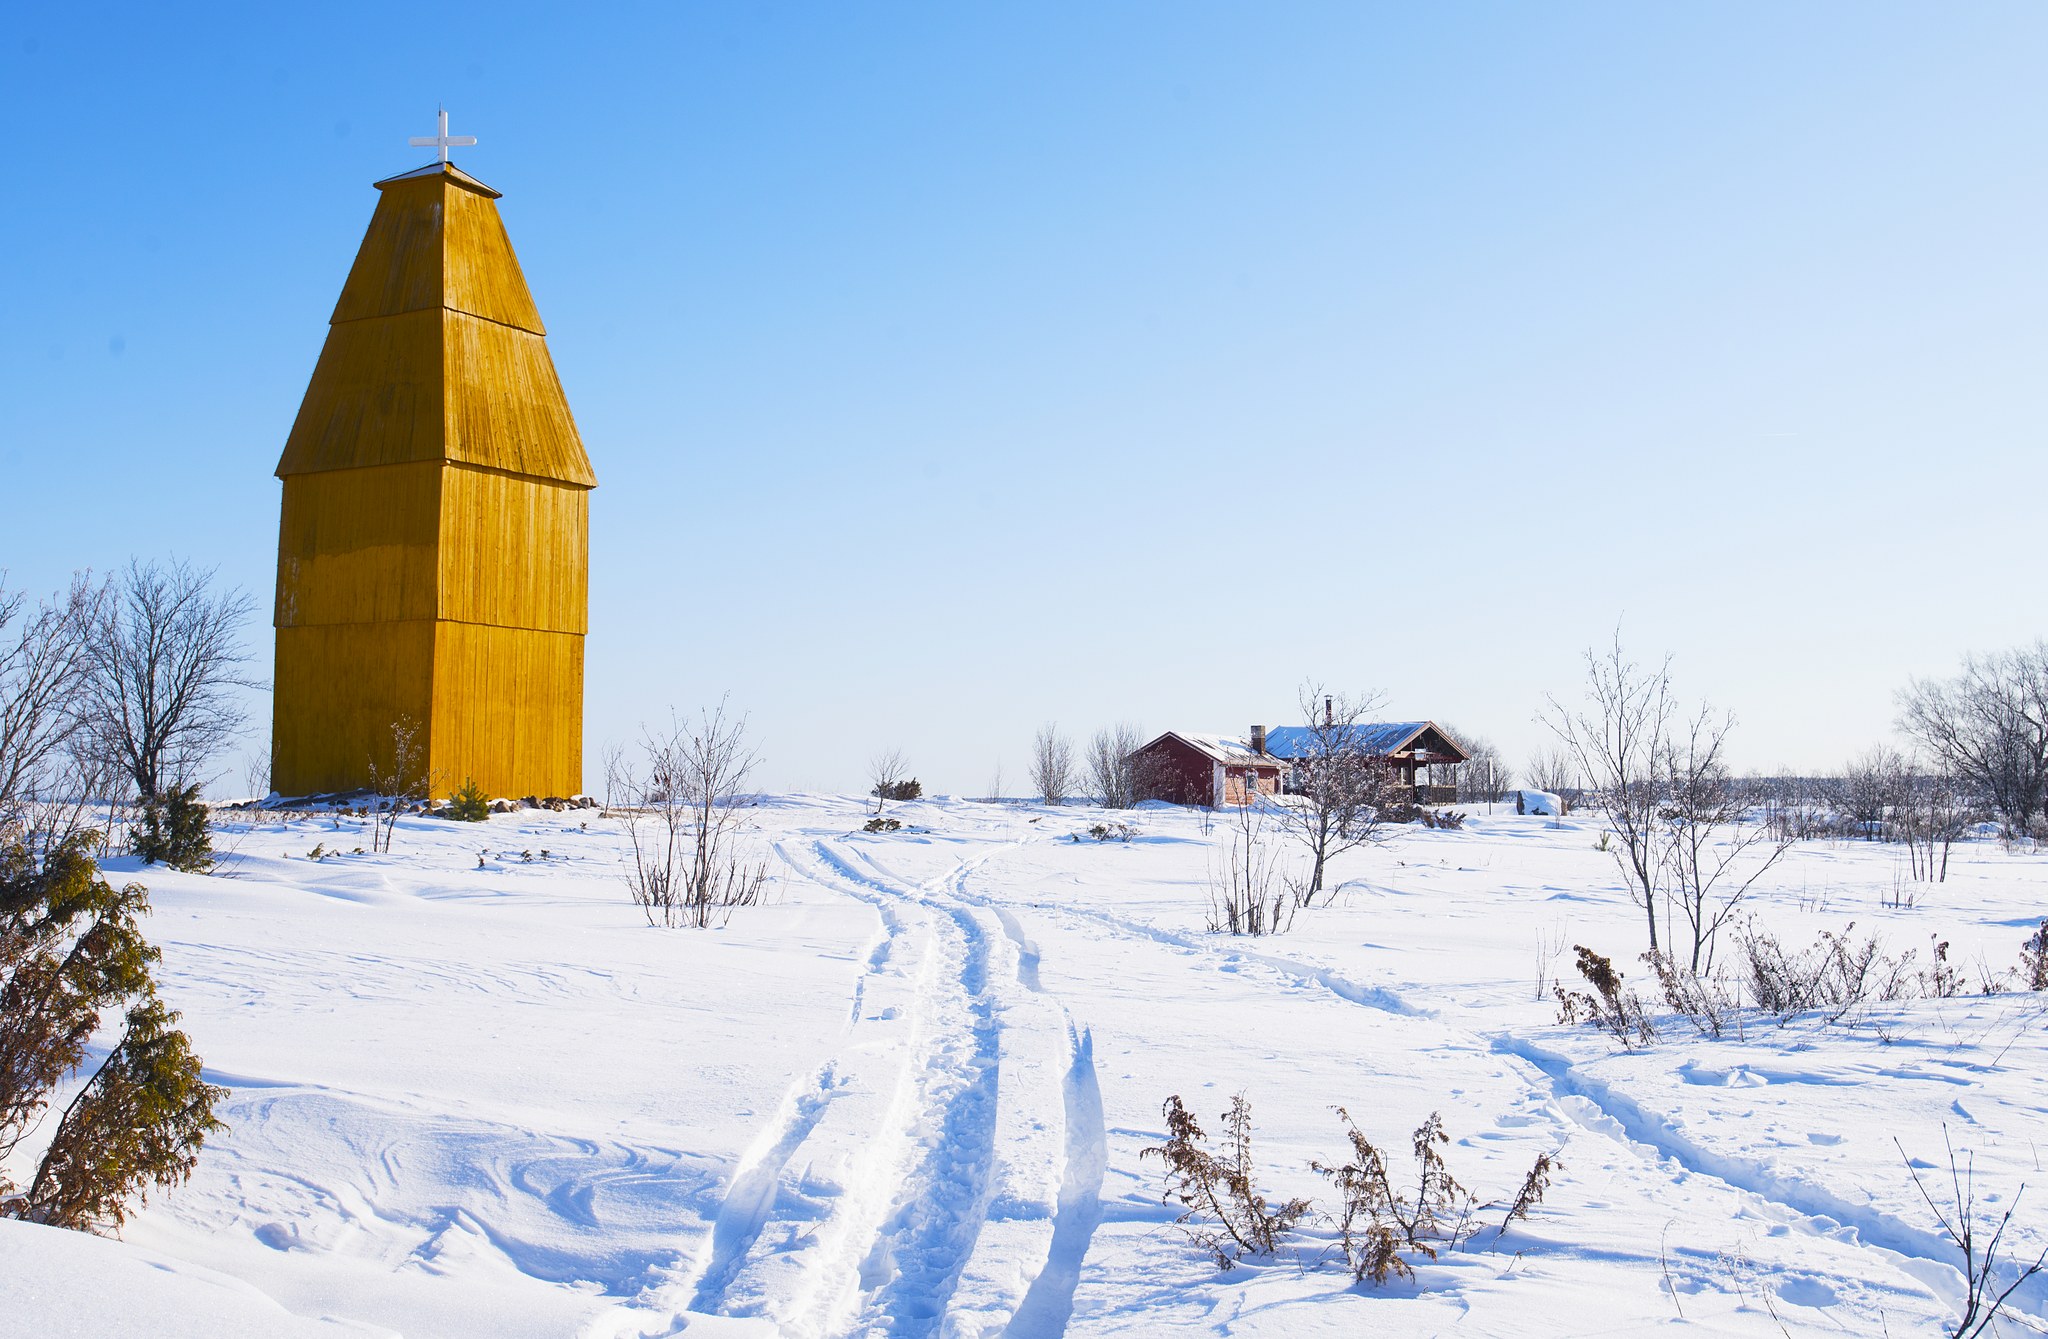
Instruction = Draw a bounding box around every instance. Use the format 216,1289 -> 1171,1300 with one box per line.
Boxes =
273,161 -> 594,799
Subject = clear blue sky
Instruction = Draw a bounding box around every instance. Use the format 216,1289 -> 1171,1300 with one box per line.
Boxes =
4,4 -> 2044,794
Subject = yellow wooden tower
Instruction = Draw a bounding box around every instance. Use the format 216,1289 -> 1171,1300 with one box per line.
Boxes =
272,149 -> 596,799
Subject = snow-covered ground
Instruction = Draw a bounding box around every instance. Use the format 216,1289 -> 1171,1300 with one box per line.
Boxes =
9,794 -> 2048,1337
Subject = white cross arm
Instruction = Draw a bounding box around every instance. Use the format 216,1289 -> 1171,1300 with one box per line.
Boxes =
410,134 -> 477,148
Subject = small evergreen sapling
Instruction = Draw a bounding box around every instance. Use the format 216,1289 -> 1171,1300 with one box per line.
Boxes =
447,778 -> 491,823
129,784 -> 213,872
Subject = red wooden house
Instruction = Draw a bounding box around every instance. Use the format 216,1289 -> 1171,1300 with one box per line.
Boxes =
1129,720 -> 1470,807
1128,731 -> 1285,808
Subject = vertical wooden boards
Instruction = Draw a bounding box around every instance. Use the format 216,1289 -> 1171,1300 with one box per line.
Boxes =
278,312 -> 446,476
429,622 -> 585,798
328,169 -> 542,332
438,184 -> 544,333
272,622 -> 437,796
279,310 -> 592,483
436,467 -> 587,633
440,317 -> 591,484
275,462 -> 443,627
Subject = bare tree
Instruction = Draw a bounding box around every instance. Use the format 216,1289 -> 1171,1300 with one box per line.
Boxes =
1898,759 -> 1974,883
1900,644 -> 2048,839
867,748 -> 908,814
1658,706 -> 1791,973
614,699 -> 767,928
77,559 -> 254,802
365,716 -> 427,853
983,760 -> 1003,805
1277,682 -> 1400,907
1832,745 -> 1909,840
1087,722 -> 1153,809
0,574 -> 104,823
1523,746 -> 1580,804
1542,635 -> 1673,953
1443,730 -> 1511,809
1030,723 -> 1075,807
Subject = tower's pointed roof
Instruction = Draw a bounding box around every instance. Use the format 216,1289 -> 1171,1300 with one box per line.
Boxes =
277,161 -> 596,487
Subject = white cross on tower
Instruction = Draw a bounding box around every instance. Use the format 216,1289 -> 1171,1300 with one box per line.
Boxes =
409,107 -> 477,164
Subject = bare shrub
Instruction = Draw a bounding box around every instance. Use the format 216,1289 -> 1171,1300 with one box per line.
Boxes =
1735,922 -> 1920,1024
2019,921 -> 2048,991
1500,1151 -> 1560,1235
1642,950 -> 1738,1039
1923,935 -> 1963,999
1833,746 -> 1909,840
1899,764 -> 1974,882
612,699 -> 767,928
365,716 -> 428,853
1206,800 -> 1292,936
1029,724 -> 1074,806
1143,1093 -> 1310,1269
1553,945 -> 1655,1047
1756,774 -> 1835,842
1314,1107 -> 1560,1287
1440,731 -> 1511,808
1898,1127 -> 2048,1338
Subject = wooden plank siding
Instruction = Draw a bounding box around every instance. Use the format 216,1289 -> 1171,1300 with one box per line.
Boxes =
328,166 -> 544,332
272,161 -> 593,800
436,467 -> 587,633
277,310 -> 592,484
273,621 -> 438,794
276,462 -> 443,627
429,622 -> 584,798
272,618 -> 583,799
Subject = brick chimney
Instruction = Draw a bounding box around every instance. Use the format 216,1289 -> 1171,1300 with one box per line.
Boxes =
1250,724 -> 1266,755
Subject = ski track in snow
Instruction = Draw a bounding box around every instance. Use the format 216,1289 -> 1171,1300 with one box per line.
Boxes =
1000,1021 -> 1106,1339
649,832 -> 1069,1339
941,873 -> 1427,1020
686,1060 -> 847,1316
1494,1033 -> 2048,1326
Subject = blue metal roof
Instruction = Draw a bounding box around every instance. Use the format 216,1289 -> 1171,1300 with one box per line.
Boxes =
1260,721 -> 1442,759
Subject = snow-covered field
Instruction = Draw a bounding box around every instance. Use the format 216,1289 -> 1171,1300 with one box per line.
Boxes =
8,794 -> 2048,1337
